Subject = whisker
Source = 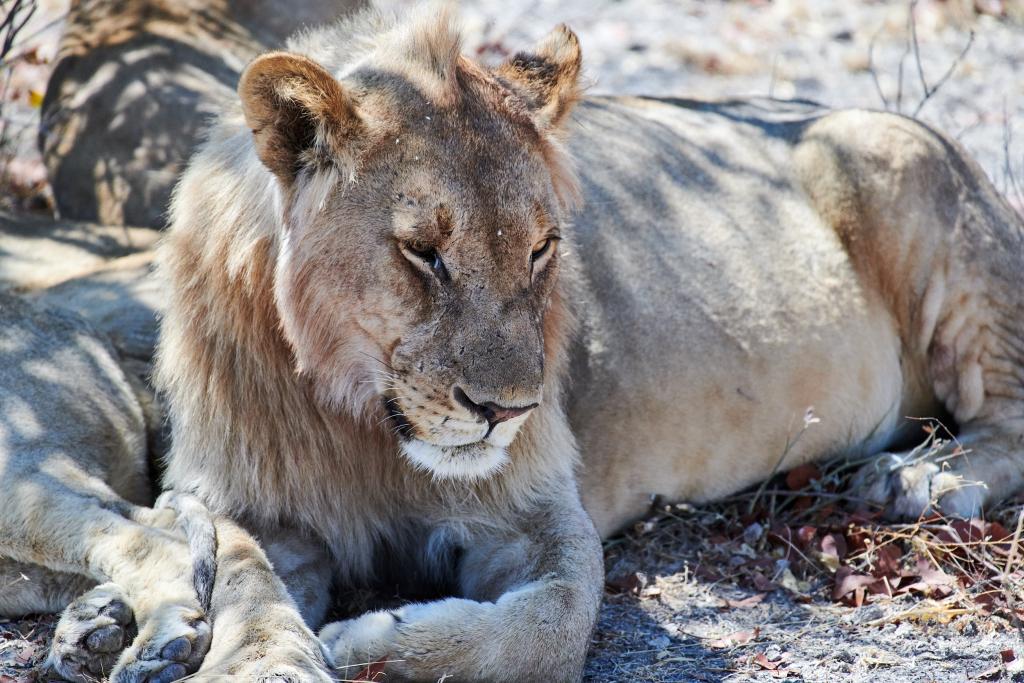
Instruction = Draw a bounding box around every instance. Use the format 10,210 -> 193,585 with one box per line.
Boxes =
358,350 -> 398,373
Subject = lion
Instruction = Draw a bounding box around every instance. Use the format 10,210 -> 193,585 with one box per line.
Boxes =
0,281 -> 329,682
155,6 -> 1020,682
145,9 -> 1024,681
40,0 -> 365,227
0,289 -> 216,682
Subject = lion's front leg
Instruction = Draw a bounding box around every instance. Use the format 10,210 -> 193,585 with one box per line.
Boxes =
192,518 -> 334,682
320,492 -> 603,682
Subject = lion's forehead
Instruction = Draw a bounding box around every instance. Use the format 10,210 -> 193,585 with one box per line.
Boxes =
387,168 -> 550,247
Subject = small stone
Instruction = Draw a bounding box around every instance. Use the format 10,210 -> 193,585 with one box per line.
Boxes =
850,604 -> 884,625
648,635 -> 671,650
743,522 -> 764,546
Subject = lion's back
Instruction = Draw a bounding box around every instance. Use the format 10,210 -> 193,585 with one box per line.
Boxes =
567,99 -> 921,534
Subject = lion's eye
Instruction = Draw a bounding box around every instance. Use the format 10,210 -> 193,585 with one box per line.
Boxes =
401,241 -> 449,282
531,237 -> 558,263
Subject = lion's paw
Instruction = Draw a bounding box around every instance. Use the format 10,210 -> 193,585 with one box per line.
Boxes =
218,653 -> 336,683
202,626 -> 334,683
47,582 -> 137,682
319,612 -> 398,673
852,452 -> 986,520
110,603 -> 211,683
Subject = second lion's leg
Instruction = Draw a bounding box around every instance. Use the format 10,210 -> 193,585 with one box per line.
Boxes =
0,474 -> 210,683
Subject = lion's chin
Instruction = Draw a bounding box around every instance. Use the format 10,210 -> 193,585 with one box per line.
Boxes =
398,438 -> 510,480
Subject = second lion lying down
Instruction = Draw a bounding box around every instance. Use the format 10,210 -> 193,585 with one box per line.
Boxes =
145,7 -> 1024,681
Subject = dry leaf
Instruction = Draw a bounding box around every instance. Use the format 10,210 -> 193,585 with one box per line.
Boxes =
722,593 -> 766,609
606,571 -> 647,596
708,627 -> 759,648
872,544 -> 902,578
785,463 -> 821,490
833,566 -> 876,604
353,657 -> 388,681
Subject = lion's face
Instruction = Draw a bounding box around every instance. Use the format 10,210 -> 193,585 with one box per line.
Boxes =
279,114 -> 563,479
240,25 -> 582,478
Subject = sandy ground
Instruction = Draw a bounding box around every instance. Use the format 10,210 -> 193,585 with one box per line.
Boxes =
2,1 -> 1024,682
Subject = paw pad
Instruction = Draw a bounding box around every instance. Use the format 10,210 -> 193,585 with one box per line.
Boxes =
48,583 -> 137,682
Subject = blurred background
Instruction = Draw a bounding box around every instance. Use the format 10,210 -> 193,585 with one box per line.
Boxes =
2,0 -> 1022,217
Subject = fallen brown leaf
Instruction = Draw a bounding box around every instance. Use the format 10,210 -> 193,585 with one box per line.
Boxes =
353,657 -> 388,681
754,652 -> 781,670
785,463 -> 822,490
722,593 -> 767,610
708,627 -> 760,648
872,544 -> 903,578
606,571 -> 647,595
833,566 -> 877,604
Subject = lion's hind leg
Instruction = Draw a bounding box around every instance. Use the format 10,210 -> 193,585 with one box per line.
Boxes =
798,110 -> 1024,519
851,424 -> 1018,520
1,494 -> 214,683
1,293 -> 215,681
0,480 -> 214,682
0,561 -> 95,617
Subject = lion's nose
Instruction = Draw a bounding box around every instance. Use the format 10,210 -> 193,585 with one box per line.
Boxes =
453,386 -> 537,427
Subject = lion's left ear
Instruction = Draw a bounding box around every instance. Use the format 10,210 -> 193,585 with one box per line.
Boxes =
496,24 -> 583,131
238,51 -> 363,184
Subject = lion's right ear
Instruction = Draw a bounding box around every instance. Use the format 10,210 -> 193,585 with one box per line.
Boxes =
238,52 -> 362,183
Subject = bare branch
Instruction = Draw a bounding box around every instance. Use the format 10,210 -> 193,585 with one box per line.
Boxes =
1003,102 -> 1024,217
908,0 -> 975,118
1,0 -> 37,62
867,28 -> 890,111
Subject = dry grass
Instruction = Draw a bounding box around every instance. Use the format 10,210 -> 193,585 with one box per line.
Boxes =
598,420 -> 1024,681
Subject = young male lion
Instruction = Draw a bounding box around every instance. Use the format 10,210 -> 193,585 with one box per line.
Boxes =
154,7 -> 1024,681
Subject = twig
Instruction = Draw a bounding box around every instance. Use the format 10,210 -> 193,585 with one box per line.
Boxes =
0,0 -> 36,61
1000,510 -> 1024,637
747,407 -> 819,515
908,0 -> 974,117
896,2 -> 914,114
867,28 -> 890,111
726,489 -> 877,505
1002,101 -> 1024,213
0,10 -> 65,69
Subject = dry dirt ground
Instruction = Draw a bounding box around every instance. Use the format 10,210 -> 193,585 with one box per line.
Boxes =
3,1 -> 1024,682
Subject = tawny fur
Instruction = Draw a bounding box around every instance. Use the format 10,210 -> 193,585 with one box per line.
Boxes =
2,6 -> 1022,683
150,8 -> 1024,682
0,293 -> 214,682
